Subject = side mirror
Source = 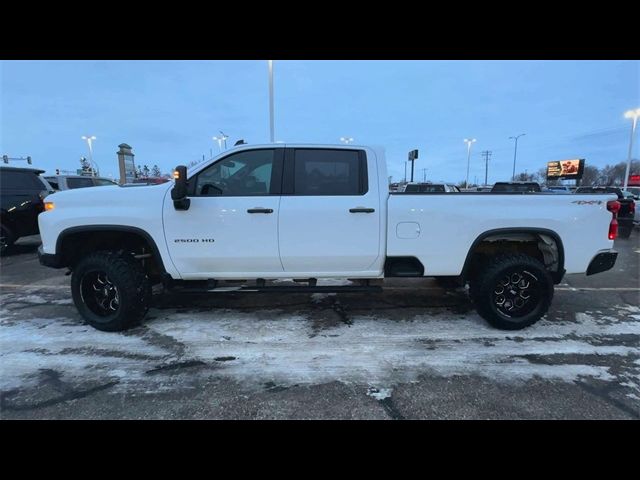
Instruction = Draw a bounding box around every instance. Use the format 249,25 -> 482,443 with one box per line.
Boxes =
171,165 -> 191,210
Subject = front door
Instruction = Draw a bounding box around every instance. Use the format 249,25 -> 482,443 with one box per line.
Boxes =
163,148 -> 284,278
277,148 -> 382,275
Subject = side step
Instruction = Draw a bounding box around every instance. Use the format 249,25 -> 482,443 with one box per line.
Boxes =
165,278 -> 382,294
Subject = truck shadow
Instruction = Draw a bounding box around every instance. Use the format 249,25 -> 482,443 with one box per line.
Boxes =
146,286 -> 475,326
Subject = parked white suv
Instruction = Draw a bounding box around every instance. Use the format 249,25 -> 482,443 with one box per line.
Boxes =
44,175 -> 117,191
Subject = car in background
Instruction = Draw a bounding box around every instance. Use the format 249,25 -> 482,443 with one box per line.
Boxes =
402,183 -> 461,193
621,191 -> 640,225
132,177 -> 171,185
626,187 -> 640,201
491,182 -> 541,193
44,175 -> 118,191
575,186 -> 635,238
1,166 -> 54,254
546,185 -> 573,194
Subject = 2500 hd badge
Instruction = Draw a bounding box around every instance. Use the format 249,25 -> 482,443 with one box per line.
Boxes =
174,238 -> 215,243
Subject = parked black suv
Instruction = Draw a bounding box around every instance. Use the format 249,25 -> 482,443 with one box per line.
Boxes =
0,166 -> 53,254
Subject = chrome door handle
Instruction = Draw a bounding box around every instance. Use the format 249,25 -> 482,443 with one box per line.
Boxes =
247,208 -> 273,214
349,207 -> 375,213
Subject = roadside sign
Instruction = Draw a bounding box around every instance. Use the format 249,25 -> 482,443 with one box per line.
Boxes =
547,159 -> 585,180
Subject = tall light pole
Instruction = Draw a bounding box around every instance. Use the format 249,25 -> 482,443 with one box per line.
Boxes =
509,133 -> 526,181
268,60 -> 275,143
623,108 -> 640,192
464,138 -> 476,187
213,131 -> 229,151
81,135 -> 97,176
340,137 -> 354,144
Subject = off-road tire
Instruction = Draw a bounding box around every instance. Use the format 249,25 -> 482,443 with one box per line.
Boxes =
71,250 -> 151,332
470,254 -> 553,330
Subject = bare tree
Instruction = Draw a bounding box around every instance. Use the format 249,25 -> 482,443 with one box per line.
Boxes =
580,165 -> 599,186
514,171 -> 536,182
151,165 -> 161,177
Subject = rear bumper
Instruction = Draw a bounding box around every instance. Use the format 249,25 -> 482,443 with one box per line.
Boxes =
38,245 -> 65,269
586,250 -> 618,276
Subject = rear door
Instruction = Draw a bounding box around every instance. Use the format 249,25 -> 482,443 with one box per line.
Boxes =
278,147 -> 381,275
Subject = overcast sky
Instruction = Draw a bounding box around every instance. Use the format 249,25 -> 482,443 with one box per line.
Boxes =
1,60 -> 638,183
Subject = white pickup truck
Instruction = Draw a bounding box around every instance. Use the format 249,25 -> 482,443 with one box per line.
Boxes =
38,144 -> 620,332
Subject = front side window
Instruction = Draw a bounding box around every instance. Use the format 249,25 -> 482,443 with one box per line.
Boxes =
293,149 -> 366,195
194,149 -> 276,196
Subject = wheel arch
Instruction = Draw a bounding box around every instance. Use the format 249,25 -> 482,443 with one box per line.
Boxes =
56,225 -> 167,275
461,227 -> 565,284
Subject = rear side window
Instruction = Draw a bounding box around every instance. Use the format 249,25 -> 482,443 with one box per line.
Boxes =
293,149 -> 367,195
45,177 -> 59,190
93,178 -> 117,186
66,177 -> 96,189
0,170 -> 46,191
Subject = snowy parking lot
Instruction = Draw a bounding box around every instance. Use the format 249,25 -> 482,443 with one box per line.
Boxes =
1,232 -> 639,419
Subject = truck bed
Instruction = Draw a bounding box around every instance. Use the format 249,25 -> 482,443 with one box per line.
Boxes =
386,192 -> 617,275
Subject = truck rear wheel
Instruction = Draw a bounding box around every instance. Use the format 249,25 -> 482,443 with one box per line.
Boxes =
470,254 -> 553,330
71,251 -> 151,332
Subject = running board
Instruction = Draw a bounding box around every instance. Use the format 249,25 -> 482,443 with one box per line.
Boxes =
166,282 -> 382,294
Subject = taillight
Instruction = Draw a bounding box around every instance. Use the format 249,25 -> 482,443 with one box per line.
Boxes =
608,218 -> 618,240
607,200 -> 620,240
607,200 -> 621,214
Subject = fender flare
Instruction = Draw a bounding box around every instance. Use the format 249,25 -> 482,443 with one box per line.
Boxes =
56,225 -> 167,273
460,227 -> 565,282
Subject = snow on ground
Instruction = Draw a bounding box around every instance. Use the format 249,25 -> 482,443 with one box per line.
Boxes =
1,294 -> 639,396
147,309 -> 639,390
0,315 -> 170,391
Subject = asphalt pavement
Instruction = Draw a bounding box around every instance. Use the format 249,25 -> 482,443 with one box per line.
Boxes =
1,231 -> 638,419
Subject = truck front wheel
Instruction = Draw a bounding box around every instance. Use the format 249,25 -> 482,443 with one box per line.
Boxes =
71,251 -> 151,332
470,254 -> 553,330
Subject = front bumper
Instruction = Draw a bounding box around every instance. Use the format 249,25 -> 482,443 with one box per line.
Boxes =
38,245 -> 65,269
586,250 -> 618,276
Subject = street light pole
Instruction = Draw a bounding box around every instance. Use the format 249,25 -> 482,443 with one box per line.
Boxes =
509,133 -> 526,181
81,135 -> 97,176
623,108 -> 640,192
213,131 -> 229,151
268,60 -> 275,143
464,138 -> 476,187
